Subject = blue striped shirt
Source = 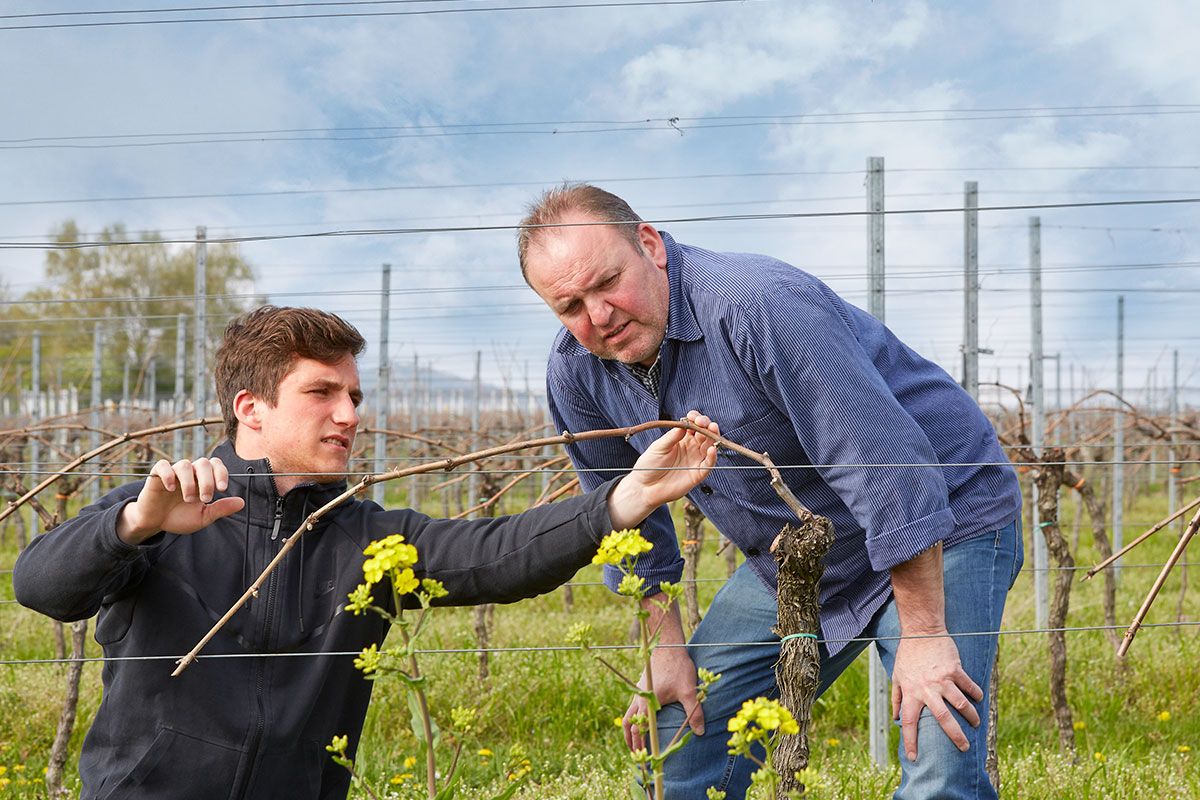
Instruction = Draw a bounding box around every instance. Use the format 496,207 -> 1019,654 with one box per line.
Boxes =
546,232 -> 1022,654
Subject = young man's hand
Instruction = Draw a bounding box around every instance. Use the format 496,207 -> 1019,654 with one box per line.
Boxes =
608,411 -> 719,530
117,458 -> 246,545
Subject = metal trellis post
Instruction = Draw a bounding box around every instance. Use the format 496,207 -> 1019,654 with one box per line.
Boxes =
30,331 -> 41,541
866,155 -> 890,769
1030,217 -> 1049,630
373,264 -> 391,505
174,314 -> 187,458
90,324 -> 102,504
962,182 -> 980,396
1113,296 -> 1125,581
193,226 -> 208,458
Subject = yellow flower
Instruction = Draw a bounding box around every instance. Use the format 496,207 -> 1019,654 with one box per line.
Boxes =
593,529 -> 653,566
326,735 -> 348,755
566,622 -> 595,648
1073,721 -> 1086,731
390,775 -> 404,785
403,756 -> 417,768
10,765 -> 22,773
393,567 -> 419,596
1158,711 -> 1171,722
345,583 -> 373,615
1093,752 -> 1106,763
506,759 -> 532,781
613,716 -> 625,728
1178,745 -> 1192,754
0,777 -> 10,789
617,573 -> 646,597
825,737 -> 841,747
0,766 -> 6,775
726,698 -> 799,756
420,578 -> 448,599
477,748 -> 494,758
794,767 -> 827,790
362,534 -> 419,585
353,644 -> 382,675
450,706 -> 477,732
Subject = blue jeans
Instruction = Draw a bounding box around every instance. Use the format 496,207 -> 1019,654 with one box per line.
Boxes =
655,521 -> 1023,799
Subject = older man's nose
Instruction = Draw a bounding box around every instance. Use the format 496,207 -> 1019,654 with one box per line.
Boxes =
585,296 -> 612,326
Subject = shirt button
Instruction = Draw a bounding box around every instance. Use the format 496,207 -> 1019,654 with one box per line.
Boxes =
700,484 -> 713,495
746,547 -> 761,557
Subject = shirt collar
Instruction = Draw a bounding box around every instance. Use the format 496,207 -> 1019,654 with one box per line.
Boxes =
660,230 -> 704,345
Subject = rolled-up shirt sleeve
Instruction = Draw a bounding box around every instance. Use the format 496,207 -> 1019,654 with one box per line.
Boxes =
748,283 -> 957,572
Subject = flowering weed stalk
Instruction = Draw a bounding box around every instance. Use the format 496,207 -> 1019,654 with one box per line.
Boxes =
568,529 -> 720,800
332,534 -> 524,800
724,698 -> 801,800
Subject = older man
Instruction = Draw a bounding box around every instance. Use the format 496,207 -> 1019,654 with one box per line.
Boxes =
14,305 -> 719,800
519,185 -> 1023,800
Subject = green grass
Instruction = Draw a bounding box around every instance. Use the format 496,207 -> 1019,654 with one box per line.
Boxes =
2,482 -> 1199,798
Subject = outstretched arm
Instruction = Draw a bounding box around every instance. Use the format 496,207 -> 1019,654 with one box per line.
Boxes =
14,458 -> 245,622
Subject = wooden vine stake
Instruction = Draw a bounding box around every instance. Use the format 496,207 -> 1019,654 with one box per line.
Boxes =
771,511 -> 834,795
1034,448 -> 1076,756
681,499 -> 706,633
45,620 -> 89,798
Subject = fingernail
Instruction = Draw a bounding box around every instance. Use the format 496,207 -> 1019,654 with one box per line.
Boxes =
907,751 -> 915,762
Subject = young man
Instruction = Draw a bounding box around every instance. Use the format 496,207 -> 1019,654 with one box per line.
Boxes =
14,305 -> 718,800
519,184 -> 1023,800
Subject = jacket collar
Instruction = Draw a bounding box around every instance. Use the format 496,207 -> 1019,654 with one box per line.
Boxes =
212,439 -> 350,527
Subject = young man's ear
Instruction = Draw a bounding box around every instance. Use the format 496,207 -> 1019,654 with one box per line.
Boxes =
233,389 -> 265,432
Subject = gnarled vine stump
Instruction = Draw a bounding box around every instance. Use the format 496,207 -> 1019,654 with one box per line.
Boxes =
772,516 -> 834,794
1035,449 -> 1076,756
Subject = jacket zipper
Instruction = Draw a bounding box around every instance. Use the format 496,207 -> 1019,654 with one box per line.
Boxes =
236,489 -> 285,799
270,497 -> 283,540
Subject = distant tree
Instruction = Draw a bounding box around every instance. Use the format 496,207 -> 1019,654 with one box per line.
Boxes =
1,221 -> 263,406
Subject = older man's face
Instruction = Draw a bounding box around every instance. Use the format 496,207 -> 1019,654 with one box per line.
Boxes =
524,216 -> 670,366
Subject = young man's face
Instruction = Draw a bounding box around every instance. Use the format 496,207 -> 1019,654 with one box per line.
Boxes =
252,354 -> 362,492
524,216 -> 670,367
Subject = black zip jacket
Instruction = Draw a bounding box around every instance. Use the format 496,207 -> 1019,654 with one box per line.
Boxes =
13,440 -> 617,800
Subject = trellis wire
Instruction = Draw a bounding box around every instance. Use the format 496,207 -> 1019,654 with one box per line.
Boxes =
1,620 -> 1197,667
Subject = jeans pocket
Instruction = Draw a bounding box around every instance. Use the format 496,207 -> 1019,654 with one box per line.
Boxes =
1008,518 -> 1025,588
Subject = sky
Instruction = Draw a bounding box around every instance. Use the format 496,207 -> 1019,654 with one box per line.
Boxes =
1,0 -> 1198,412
